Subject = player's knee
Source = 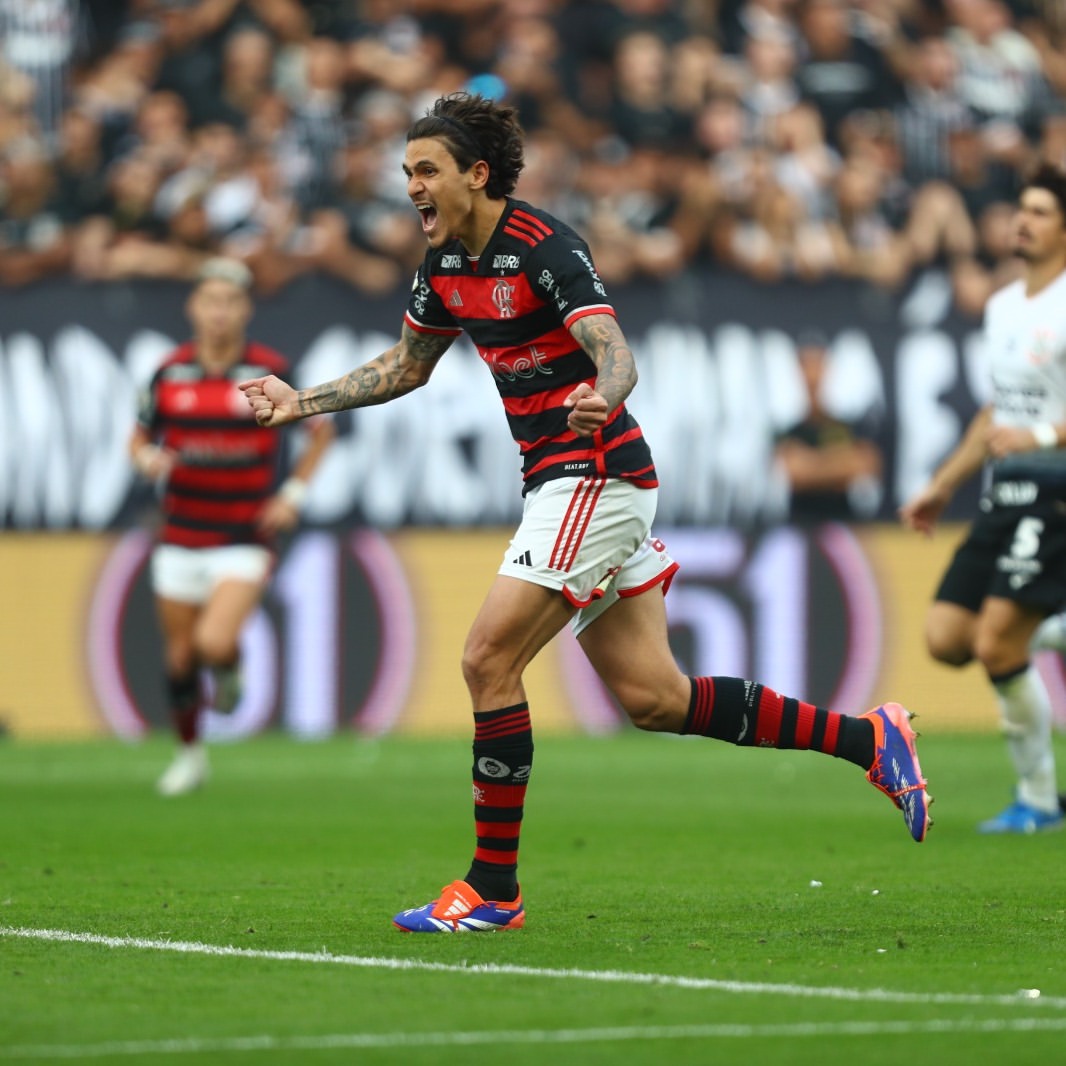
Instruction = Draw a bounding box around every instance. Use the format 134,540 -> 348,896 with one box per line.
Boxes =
617,686 -> 682,733
193,627 -> 239,670
972,634 -> 1024,679
163,641 -> 196,677
925,629 -> 972,667
460,635 -> 517,701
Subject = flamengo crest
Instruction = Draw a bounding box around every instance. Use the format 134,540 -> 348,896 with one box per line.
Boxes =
492,278 -> 516,318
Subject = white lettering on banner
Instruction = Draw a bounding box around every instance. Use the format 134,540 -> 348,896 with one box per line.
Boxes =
53,327 -> 137,528
820,331 -> 885,422
895,331 -> 965,507
0,307 -> 985,529
5,332 -> 73,526
0,345 -> 9,513
0,328 -> 172,529
962,326 -> 993,406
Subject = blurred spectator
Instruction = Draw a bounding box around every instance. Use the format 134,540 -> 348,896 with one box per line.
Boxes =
415,0 -> 504,78
552,0 -> 625,120
0,135 -> 71,285
52,107 -> 110,224
282,36 -> 348,212
946,0 -> 1056,167
943,121 -> 1019,221
611,0 -> 699,44
1017,0 -> 1066,99
830,151 -> 913,287
312,143 -> 423,276
772,101 -> 841,224
215,144 -> 312,293
1039,112 -> 1066,170
0,0 -> 82,147
713,146 -> 842,282
72,20 -> 166,160
607,28 -> 691,150
514,127 -> 590,231
348,0 -> 447,96
0,62 -> 41,148
114,89 -> 193,171
201,24 -> 277,129
950,198 -> 1022,316
893,34 -> 975,186
72,151 -> 174,280
793,0 -> 902,148
718,0 -> 801,57
577,145 -> 689,284
551,0 -> 696,125
669,32 -> 727,118
147,0 -> 309,127
836,109 -> 977,280
736,25 -> 800,144
488,12 -> 599,147
0,0 -> 1063,304
774,331 -> 885,523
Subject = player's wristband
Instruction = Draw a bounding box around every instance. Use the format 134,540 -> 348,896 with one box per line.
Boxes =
1031,423 -> 1059,450
278,477 -> 308,510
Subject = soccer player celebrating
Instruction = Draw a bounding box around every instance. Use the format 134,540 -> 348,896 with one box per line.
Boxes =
241,93 -> 930,933
131,257 -> 334,796
901,163 -> 1066,834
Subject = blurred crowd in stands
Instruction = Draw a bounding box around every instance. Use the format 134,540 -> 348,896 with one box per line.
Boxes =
1,0 -> 1065,314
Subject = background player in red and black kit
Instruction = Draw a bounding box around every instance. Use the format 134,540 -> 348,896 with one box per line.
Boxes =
130,257 -> 333,796
240,93 -> 932,933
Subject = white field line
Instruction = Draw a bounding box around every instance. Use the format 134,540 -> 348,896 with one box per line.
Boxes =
3,925 -> 1066,1013
5,1019 -> 1066,1059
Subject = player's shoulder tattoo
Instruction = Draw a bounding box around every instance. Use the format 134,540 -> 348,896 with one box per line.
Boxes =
570,313 -> 628,361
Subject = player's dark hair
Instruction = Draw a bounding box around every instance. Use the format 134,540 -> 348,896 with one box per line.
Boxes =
407,92 -> 525,199
1023,162 -> 1066,224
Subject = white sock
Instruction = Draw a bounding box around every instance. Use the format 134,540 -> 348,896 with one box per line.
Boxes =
1030,612 -> 1066,654
992,665 -> 1058,813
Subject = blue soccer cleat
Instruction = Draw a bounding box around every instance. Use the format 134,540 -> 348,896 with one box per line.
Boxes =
977,799 -> 1064,835
861,702 -> 932,843
393,880 -> 525,933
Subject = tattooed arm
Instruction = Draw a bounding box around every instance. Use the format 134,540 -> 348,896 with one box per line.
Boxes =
239,323 -> 455,427
564,312 -> 638,437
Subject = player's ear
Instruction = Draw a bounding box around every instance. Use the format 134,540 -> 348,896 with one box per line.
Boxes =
469,159 -> 490,192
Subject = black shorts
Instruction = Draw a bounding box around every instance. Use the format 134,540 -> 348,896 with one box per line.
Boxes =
936,486 -> 1066,613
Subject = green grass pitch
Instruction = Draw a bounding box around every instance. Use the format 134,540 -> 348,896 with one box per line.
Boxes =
1,730 -> 1064,1065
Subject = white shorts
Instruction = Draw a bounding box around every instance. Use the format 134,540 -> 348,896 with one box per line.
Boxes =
150,544 -> 274,604
497,477 -> 678,636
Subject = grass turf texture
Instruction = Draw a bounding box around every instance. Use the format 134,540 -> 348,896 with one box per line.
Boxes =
1,731 -> 1063,1065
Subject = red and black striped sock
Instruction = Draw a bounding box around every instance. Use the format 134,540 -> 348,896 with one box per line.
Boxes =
167,671 -> 201,745
681,676 -> 874,768
464,702 -> 533,902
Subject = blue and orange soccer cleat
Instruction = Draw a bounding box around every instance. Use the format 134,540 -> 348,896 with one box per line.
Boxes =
393,880 -> 525,933
392,882 -> 524,933
977,799 -> 1063,835
861,702 -> 932,843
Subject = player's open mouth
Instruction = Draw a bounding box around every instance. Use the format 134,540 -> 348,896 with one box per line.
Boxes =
417,204 -> 438,234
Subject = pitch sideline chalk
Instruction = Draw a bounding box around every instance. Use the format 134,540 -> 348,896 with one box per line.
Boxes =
3,925 -> 1065,1011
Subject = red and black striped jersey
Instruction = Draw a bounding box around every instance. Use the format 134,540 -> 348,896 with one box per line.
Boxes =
404,198 -> 657,493
137,341 -> 289,548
